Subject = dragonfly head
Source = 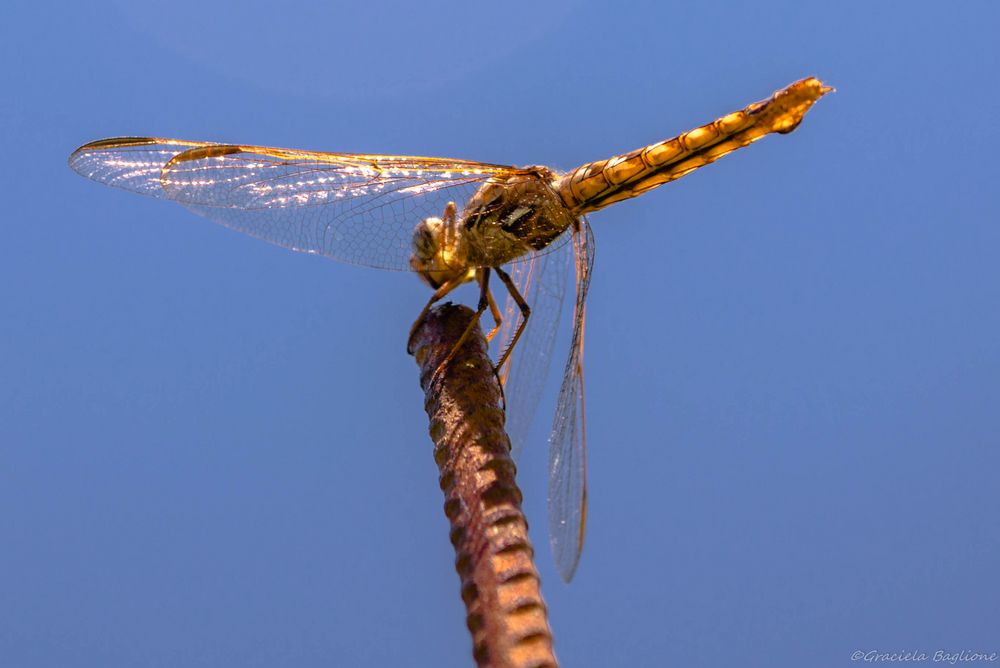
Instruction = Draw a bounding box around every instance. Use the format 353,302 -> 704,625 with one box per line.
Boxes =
410,215 -> 474,289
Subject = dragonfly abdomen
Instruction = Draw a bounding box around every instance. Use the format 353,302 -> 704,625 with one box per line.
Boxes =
555,77 -> 832,214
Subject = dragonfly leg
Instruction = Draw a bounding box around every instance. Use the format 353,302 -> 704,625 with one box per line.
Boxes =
407,276 -> 465,354
484,287 -> 503,343
443,201 -> 458,248
493,266 -> 531,372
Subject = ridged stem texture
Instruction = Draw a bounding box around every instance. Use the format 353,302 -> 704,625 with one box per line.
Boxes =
409,303 -> 557,668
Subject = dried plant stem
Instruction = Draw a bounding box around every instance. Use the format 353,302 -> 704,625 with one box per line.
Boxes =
409,303 -> 557,668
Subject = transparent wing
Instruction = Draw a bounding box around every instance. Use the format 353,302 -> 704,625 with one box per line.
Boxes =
68,137 -> 531,271
547,217 -> 595,583
495,229 -> 572,458
69,138 -> 216,197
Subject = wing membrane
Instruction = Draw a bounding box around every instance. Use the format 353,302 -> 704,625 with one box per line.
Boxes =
69,137 -> 527,271
547,217 -> 595,582
496,231 -> 572,458
68,137 -> 214,198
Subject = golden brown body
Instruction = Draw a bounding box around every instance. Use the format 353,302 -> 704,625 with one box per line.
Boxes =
410,77 -> 830,297
68,75 -> 832,586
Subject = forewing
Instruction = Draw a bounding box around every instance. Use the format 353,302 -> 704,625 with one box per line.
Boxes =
495,229 -> 572,458
547,217 -> 595,583
68,137 -> 215,198
69,137 -> 522,271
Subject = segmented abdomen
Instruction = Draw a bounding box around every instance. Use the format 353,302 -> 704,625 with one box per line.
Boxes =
554,77 -> 831,214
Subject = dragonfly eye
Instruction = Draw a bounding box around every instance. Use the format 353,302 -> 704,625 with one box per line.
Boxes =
411,216 -> 444,262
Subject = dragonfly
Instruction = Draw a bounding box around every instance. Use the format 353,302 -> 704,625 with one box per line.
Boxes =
69,77 -> 830,582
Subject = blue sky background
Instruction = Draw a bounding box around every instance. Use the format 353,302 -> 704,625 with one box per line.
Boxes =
2,1 -> 998,666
